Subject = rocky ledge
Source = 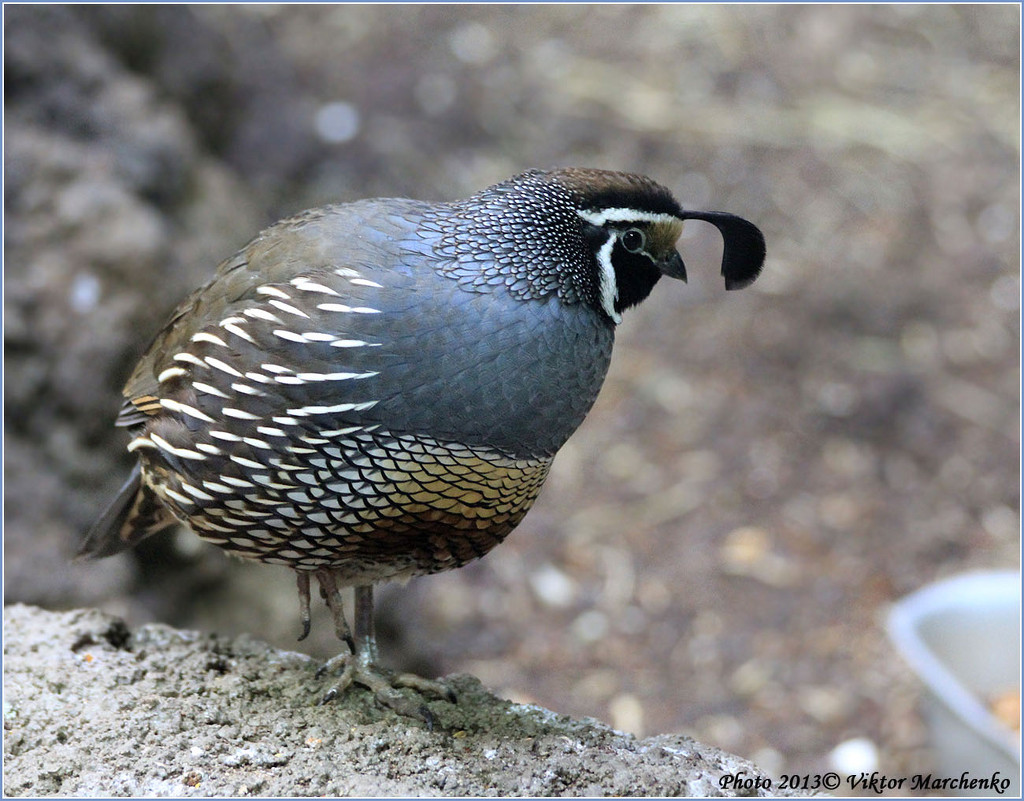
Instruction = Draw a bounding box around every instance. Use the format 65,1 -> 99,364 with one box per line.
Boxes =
2,604 -> 780,797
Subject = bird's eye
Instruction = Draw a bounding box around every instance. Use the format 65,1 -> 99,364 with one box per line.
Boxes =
621,228 -> 645,253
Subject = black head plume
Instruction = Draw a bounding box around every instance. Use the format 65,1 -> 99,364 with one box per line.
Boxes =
680,211 -> 766,290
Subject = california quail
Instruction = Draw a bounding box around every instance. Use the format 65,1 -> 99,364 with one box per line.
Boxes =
79,168 -> 765,713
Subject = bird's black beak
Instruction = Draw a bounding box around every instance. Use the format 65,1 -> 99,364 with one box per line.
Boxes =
679,211 -> 766,290
661,251 -> 688,282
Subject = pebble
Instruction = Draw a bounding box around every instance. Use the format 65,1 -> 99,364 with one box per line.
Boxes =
529,563 -> 577,608
829,736 -> 879,775
719,527 -> 799,587
572,610 -> 608,643
609,693 -> 645,736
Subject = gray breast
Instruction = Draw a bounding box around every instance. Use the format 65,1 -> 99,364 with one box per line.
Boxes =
363,283 -> 615,458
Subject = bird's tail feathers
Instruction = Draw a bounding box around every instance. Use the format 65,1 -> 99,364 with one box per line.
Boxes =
76,464 -> 178,559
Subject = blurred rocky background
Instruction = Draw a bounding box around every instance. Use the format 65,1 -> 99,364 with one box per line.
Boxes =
4,3 -> 1019,791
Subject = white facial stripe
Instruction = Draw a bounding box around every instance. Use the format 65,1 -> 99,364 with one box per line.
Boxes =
577,208 -> 682,227
595,233 -> 622,325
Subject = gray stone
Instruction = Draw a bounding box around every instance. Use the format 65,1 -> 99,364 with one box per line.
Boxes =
3,604 -> 782,797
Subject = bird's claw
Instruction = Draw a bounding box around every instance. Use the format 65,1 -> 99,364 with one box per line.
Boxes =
316,656 -> 454,727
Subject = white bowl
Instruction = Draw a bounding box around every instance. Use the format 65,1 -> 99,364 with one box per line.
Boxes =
887,570 -> 1021,796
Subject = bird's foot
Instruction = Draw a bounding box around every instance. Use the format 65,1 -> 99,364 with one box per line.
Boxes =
317,654 -> 456,729
302,577 -> 454,727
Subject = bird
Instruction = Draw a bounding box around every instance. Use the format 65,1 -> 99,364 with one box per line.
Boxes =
79,167 -> 765,718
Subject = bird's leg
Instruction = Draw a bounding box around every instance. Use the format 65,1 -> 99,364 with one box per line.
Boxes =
353,584 -> 378,666
312,569 -> 356,683
317,569 -> 356,654
296,571 -> 312,642
353,584 -> 458,706
315,580 -> 396,708
314,577 -> 456,722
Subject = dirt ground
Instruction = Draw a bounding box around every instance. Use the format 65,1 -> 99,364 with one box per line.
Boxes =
4,4 -> 1019,795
